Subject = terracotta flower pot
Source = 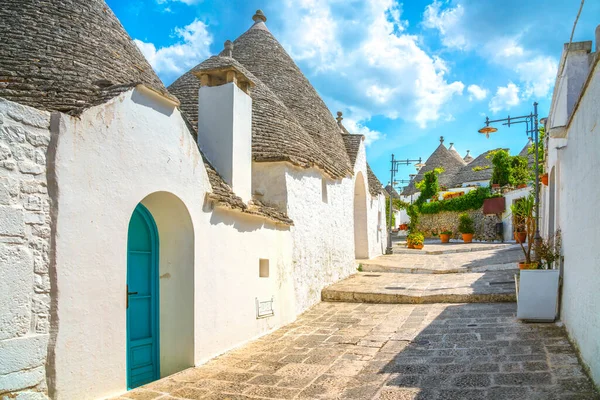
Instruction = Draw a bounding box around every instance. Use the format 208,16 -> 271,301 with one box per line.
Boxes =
462,233 -> 473,243
541,174 -> 549,186
514,232 -> 527,244
517,184 -> 527,189
519,262 -> 538,270
413,244 -> 424,250
492,184 -> 500,189
407,238 -> 414,249
440,234 -> 450,243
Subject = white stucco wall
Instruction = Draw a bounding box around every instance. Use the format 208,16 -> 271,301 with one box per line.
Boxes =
252,138 -> 385,314
547,58 -> 600,387
51,88 -> 294,400
0,99 -> 52,399
501,187 -> 532,242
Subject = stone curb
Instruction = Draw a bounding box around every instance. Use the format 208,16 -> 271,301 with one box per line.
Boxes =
321,289 -> 517,304
360,262 -> 519,274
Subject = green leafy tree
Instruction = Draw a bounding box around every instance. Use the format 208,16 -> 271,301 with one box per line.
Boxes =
489,150 -> 512,186
415,167 -> 443,205
528,126 -> 545,175
511,155 -> 530,186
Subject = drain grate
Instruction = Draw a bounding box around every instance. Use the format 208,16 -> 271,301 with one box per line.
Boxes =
385,286 -> 407,290
363,274 -> 381,277
467,324 -> 478,327
489,281 -> 514,285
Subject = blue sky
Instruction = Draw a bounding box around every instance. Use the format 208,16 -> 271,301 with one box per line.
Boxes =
107,0 -> 599,187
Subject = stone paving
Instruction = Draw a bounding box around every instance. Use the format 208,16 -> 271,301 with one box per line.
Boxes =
359,246 -> 523,274
322,271 -> 517,304
392,241 -> 519,255
117,302 -> 598,400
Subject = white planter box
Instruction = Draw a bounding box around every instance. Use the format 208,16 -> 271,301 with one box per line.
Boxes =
516,269 -> 560,321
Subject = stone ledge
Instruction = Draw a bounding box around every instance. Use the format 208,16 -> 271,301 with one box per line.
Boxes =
0,334 -> 49,375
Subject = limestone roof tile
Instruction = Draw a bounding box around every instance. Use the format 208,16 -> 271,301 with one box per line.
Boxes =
0,0 -> 173,113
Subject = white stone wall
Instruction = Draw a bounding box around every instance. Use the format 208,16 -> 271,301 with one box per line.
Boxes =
51,88 -> 294,400
255,139 -> 385,314
284,165 -> 356,314
547,58 -> 600,387
0,99 -> 52,400
501,187 -> 533,242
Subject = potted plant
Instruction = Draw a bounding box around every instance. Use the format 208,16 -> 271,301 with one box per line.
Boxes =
458,213 -> 474,243
511,195 -> 537,269
408,232 -> 424,250
439,229 -> 452,243
517,230 -> 562,321
541,173 -> 549,186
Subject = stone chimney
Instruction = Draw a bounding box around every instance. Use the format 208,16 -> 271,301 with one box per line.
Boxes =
548,39 -> 593,130
195,42 -> 255,202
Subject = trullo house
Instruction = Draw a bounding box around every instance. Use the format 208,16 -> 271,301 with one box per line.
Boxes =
0,2 -> 387,399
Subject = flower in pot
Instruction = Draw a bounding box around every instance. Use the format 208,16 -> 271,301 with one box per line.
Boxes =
511,194 -> 537,269
439,228 -> 452,244
534,230 -> 562,270
541,173 -> 549,186
458,213 -> 475,243
408,232 -> 424,250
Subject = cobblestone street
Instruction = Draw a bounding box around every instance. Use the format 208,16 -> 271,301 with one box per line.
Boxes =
119,302 -> 598,400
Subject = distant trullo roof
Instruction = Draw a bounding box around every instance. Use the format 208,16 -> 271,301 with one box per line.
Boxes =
463,150 -> 474,164
169,11 -> 353,180
401,138 -> 466,196
0,0 -> 171,114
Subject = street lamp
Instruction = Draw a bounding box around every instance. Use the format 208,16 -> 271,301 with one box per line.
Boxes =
478,101 -> 542,243
386,154 -> 422,254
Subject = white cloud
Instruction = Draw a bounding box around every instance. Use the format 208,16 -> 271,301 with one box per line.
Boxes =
134,19 -> 212,84
343,118 -> 384,146
422,2 -> 558,101
279,0 -> 465,132
423,0 -> 468,50
489,83 -> 520,113
467,84 -> 488,101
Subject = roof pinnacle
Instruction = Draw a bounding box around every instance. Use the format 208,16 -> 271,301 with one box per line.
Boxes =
253,10 -> 267,23
223,40 -> 233,57
440,136 -> 444,144
336,111 -> 343,124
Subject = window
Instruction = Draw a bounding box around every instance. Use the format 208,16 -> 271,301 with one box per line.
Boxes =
259,259 -> 269,278
321,178 -> 328,203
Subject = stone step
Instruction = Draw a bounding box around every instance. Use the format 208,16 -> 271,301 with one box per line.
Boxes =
322,271 -> 518,304
393,244 -> 522,255
360,261 -> 519,274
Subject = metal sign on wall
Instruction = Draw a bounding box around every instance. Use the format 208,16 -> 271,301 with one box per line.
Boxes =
256,296 -> 274,319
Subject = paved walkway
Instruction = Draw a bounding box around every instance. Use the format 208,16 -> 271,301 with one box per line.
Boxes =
118,302 -> 598,400
359,246 -> 522,274
322,271 -> 517,304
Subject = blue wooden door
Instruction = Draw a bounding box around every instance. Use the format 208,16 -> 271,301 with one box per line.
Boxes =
127,204 -> 159,389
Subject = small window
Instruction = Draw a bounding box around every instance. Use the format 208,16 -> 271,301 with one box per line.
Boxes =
321,178 -> 328,203
259,259 -> 269,278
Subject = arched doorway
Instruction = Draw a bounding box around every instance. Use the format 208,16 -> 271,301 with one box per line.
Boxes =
126,192 -> 195,389
354,172 -> 369,259
127,204 -> 160,389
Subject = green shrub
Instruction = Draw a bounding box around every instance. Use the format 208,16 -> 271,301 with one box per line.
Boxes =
407,204 -> 420,234
458,213 -> 475,234
420,187 -> 495,214
511,155 -> 530,186
415,168 -> 443,206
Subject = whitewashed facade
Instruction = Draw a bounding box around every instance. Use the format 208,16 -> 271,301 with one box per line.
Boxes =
543,30 -> 600,388
0,4 -> 387,399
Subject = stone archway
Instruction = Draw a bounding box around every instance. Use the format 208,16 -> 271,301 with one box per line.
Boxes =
354,172 -> 369,259
140,191 -> 195,379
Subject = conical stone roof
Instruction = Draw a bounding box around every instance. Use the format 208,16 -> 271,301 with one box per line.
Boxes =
463,150 -> 475,164
401,143 -> 466,195
0,0 -> 170,114
223,12 -> 352,178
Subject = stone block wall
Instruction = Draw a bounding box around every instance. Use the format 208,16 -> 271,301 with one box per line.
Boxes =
418,209 -> 502,241
0,99 -> 52,399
